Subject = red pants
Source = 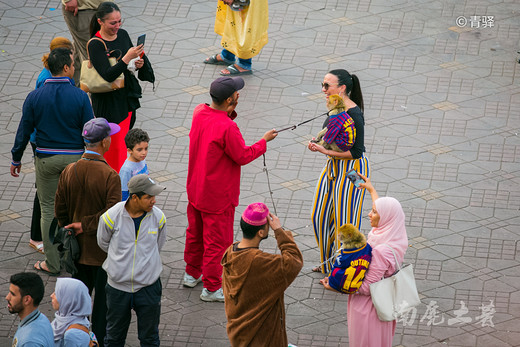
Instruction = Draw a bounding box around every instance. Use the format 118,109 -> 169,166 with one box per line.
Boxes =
104,112 -> 131,173
184,202 -> 234,291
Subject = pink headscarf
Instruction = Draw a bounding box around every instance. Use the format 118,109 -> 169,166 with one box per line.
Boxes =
367,197 -> 408,264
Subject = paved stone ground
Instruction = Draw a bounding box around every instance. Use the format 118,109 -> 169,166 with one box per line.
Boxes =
0,0 -> 519,346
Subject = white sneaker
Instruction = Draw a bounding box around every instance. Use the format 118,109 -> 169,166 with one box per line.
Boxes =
182,273 -> 202,288
200,288 -> 225,302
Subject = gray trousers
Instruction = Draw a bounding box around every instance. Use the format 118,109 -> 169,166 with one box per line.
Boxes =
35,154 -> 81,273
62,6 -> 97,87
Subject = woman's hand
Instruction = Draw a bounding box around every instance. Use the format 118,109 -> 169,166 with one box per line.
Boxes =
308,141 -> 327,154
320,277 -> 334,291
122,44 -> 144,64
357,173 -> 379,200
357,173 -> 372,190
308,141 -> 355,160
134,58 -> 144,69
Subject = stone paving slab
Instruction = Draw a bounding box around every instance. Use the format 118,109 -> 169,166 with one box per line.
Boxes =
0,0 -> 519,346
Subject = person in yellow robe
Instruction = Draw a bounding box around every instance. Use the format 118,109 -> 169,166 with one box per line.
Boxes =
204,0 -> 268,75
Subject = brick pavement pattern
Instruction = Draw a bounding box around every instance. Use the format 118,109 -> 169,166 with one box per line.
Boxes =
0,0 -> 519,346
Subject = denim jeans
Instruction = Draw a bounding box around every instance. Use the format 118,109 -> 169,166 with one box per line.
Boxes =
104,278 -> 162,347
221,49 -> 252,70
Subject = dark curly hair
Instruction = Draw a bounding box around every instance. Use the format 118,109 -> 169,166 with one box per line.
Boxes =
125,128 -> 150,149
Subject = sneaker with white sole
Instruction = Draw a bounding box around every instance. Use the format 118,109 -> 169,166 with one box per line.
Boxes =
182,273 -> 202,288
200,288 -> 225,302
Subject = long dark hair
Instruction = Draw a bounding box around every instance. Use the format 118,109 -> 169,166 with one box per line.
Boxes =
89,2 -> 121,38
329,69 -> 364,112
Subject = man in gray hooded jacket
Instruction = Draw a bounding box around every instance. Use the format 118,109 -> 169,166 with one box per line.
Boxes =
97,174 -> 166,347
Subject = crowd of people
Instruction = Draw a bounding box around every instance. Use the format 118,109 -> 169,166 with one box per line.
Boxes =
5,0 -> 413,346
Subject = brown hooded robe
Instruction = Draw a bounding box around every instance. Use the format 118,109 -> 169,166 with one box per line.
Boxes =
221,228 -> 303,347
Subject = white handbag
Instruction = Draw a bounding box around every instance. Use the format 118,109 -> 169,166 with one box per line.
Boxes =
369,244 -> 420,321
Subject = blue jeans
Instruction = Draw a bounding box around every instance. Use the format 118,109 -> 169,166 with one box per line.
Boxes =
221,49 -> 252,70
104,278 -> 162,347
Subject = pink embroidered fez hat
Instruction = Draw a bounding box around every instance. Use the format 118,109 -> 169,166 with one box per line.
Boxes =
241,203 -> 269,226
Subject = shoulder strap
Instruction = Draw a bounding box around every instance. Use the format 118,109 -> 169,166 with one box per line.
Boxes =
67,324 -> 89,334
86,37 -> 123,64
382,244 -> 401,271
86,37 -> 108,61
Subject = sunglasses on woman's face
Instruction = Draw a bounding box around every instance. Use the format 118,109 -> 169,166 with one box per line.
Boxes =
321,82 -> 338,91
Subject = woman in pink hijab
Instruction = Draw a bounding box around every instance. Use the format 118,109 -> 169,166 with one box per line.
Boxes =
345,174 -> 408,347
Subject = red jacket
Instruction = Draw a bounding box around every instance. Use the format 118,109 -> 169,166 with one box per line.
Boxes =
187,104 -> 266,213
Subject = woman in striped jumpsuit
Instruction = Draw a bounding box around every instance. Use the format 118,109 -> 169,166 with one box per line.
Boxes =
308,69 -> 370,273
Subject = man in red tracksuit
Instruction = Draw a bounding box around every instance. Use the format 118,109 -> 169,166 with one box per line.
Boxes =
183,76 -> 278,302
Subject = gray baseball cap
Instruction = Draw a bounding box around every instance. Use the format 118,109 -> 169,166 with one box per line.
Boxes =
128,174 -> 165,196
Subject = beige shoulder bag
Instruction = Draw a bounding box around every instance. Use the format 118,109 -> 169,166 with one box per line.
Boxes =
80,37 -> 124,93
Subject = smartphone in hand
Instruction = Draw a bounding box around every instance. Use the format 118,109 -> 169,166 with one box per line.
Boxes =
137,34 -> 146,47
346,169 -> 364,188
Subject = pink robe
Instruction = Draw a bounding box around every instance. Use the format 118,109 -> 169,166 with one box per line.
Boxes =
347,245 -> 398,347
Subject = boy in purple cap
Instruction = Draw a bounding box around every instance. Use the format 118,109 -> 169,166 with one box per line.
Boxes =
221,203 -> 303,346
183,77 -> 278,302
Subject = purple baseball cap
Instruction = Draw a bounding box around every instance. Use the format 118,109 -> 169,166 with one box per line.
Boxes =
82,118 -> 120,143
241,202 -> 269,226
210,76 -> 244,102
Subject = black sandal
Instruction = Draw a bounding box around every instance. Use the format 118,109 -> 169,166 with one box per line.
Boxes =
34,260 -> 59,276
220,64 -> 253,76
